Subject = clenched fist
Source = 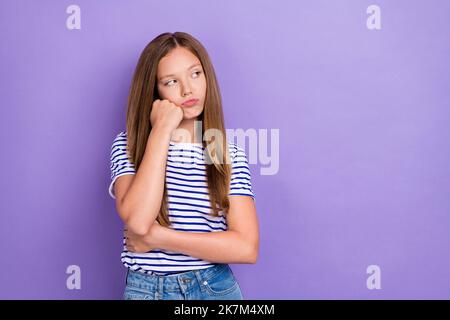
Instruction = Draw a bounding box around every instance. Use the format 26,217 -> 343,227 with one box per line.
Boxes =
150,99 -> 184,133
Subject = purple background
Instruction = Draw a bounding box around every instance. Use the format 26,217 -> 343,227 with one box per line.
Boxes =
1,0 -> 449,299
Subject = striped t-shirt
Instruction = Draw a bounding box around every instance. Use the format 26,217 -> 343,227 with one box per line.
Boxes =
109,131 -> 256,275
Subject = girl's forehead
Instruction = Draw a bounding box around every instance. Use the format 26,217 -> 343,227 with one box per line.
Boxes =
158,51 -> 202,77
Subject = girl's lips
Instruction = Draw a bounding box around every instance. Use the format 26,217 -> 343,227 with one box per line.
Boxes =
182,99 -> 199,107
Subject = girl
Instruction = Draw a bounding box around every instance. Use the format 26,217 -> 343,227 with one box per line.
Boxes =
109,32 -> 259,300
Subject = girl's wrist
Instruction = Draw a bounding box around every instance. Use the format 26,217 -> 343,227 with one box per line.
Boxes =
151,125 -> 173,138
154,224 -> 171,249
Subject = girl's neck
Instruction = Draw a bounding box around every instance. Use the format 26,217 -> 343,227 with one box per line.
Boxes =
170,118 -> 202,144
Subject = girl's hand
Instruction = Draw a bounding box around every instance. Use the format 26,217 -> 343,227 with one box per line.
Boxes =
150,99 -> 184,133
125,221 -> 164,253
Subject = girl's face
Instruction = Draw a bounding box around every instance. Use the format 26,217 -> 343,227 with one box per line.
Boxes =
156,46 -> 206,120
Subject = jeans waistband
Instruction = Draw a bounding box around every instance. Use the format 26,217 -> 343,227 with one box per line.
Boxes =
126,264 -> 232,289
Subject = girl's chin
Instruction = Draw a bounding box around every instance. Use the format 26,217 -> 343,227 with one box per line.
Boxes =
182,110 -> 203,120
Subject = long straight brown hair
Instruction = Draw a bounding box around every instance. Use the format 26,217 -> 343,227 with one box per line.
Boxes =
124,32 -> 232,227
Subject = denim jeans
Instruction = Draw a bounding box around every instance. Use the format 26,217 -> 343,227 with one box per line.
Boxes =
123,264 -> 244,300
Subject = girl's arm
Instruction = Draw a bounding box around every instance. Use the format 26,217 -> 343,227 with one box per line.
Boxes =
161,195 -> 259,264
117,99 -> 183,236
158,229 -> 255,264
118,127 -> 172,236
127,196 -> 259,264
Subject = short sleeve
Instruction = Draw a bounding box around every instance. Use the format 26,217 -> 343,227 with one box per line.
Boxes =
228,144 -> 256,201
108,131 -> 136,199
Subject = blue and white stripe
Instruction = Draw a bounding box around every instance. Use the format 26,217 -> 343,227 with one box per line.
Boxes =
109,131 -> 255,275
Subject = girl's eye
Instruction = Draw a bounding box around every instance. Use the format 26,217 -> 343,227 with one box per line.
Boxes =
192,70 -> 202,78
164,71 -> 202,86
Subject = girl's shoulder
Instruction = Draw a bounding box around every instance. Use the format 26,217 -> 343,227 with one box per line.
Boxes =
111,131 -> 127,146
227,141 -> 247,161
113,132 -> 246,156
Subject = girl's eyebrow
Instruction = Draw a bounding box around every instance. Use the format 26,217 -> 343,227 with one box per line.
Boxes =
159,63 -> 202,81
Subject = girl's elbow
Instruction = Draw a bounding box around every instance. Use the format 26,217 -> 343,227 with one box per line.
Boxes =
246,244 -> 259,264
250,250 -> 258,264
125,217 -> 151,236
